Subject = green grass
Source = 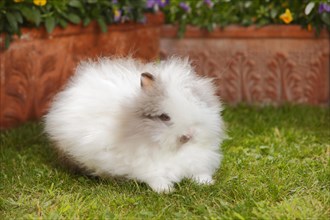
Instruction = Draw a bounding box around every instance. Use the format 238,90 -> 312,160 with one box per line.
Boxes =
1,105 -> 329,219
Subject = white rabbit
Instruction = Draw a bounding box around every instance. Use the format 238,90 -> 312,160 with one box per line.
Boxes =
44,57 -> 225,193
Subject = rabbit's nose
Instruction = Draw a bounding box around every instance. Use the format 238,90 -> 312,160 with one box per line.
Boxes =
179,135 -> 191,144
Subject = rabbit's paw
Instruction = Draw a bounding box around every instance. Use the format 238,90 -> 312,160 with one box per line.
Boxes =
192,174 -> 214,185
148,180 -> 174,194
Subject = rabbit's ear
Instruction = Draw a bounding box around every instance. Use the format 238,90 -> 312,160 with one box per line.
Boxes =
141,72 -> 155,90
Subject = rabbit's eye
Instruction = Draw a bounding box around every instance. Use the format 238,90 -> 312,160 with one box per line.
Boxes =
158,113 -> 170,122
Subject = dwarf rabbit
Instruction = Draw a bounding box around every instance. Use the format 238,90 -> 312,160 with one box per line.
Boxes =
44,57 -> 225,193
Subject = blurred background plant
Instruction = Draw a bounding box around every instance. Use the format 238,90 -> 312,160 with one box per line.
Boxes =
162,0 -> 330,36
0,0 -> 147,48
1,0 -> 329,48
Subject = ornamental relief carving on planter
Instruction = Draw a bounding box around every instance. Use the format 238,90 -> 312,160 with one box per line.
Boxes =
265,53 -> 300,104
160,36 -> 329,105
225,52 -> 261,104
188,51 -> 224,97
2,42 -> 72,127
305,51 -> 329,104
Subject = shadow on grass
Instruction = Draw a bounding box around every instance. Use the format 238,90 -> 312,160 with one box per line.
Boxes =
0,121 -> 154,194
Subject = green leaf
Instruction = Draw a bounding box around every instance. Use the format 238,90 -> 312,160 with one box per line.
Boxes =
68,0 -> 83,9
87,0 -> 98,3
270,8 -> 277,19
320,12 -> 330,26
6,12 -> 17,32
45,17 -> 56,33
0,17 -> 4,31
58,18 -> 68,28
97,17 -> 107,33
14,12 -> 23,24
21,7 -> 41,26
67,13 -> 81,24
4,34 -> 11,49
21,7 -> 34,22
31,7 -> 41,26
305,2 -> 315,16
83,17 -> 91,26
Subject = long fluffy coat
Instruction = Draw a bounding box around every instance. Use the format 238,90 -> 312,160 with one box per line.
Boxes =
44,57 -> 225,193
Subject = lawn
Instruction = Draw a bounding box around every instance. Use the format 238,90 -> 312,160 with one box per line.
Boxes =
1,105 -> 329,219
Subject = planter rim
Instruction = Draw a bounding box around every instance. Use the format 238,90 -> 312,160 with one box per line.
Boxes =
161,25 -> 329,39
1,12 -> 164,42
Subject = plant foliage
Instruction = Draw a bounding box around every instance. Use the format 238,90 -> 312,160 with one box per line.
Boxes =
1,0 -> 329,48
162,0 -> 330,37
0,0 -> 147,48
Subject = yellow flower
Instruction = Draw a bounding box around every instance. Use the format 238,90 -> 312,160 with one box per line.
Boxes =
114,9 -> 120,17
280,9 -> 293,24
113,9 -> 121,22
33,0 -> 47,6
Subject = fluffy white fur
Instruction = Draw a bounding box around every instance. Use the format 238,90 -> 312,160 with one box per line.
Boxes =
44,57 -> 225,193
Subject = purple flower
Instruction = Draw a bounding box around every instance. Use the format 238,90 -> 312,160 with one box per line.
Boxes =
204,0 -> 213,8
318,3 -> 330,13
157,0 -> 169,8
179,2 -> 191,12
146,0 -> 156,8
112,0 -> 118,4
146,0 -> 169,9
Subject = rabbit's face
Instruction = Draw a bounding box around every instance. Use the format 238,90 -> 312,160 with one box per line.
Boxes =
135,72 -> 222,150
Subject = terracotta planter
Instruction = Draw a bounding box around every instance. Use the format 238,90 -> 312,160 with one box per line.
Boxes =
0,13 -> 164,129
160,25 -> 329,106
